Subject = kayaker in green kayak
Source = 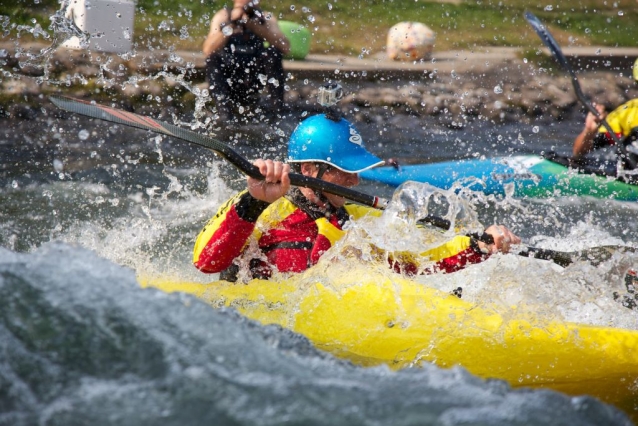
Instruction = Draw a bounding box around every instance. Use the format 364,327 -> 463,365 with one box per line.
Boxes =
193,112 -> 520,282
572,59 -> 638,167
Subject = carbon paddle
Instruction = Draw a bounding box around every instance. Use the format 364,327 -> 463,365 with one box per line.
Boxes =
49,96 -> 389,209
49,95 -> 634,267
524,11 -> 636,170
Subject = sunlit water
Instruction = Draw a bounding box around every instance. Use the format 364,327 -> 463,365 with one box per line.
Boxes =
1,7 -> 638,425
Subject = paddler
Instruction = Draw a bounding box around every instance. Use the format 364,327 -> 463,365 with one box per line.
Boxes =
572,58 -> 638,168
193,85 -> 520,281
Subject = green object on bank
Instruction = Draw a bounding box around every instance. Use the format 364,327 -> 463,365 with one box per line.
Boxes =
277,20 -> 311,60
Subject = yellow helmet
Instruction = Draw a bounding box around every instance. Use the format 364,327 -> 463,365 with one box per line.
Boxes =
634,58 -> 638,82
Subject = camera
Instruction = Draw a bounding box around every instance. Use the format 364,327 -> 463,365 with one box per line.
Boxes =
243,0 -> 261,17
318,82 -> 344,107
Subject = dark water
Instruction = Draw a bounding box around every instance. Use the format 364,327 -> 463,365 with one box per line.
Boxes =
1,98 -> 638,425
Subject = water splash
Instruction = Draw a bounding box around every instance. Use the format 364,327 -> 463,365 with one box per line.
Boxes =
1,243 -> 631,426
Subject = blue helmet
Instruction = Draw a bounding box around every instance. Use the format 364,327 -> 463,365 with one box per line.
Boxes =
287,114 -> 384,173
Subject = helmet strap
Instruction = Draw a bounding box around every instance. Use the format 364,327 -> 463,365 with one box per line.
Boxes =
313,162 -> 332,206
324,106 -> 342,122
315,162 -> 331,180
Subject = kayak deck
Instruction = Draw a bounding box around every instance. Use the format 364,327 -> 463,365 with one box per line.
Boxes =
360,153 -> 638,201
140,264 -> 638,420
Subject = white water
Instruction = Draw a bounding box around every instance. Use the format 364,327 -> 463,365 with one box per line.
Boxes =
1,6 -> 637,424
1,243 -> 629,425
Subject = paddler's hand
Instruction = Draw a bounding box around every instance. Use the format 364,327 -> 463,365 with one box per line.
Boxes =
583,103 -> 606,133
248,159 -> 290,204
230,6 -> 247,22
574,103 -> 607,158
480,225 -> 521,254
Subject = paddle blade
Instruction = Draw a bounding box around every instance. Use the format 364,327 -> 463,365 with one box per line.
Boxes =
524,12 -> 576,79
52,96 -> 161,131
50,96 -> 236,157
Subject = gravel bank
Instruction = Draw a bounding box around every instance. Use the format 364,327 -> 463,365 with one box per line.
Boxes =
2,41 -> 637,129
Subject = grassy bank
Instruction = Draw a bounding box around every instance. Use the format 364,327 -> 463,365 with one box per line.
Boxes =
4,0 -> 638,55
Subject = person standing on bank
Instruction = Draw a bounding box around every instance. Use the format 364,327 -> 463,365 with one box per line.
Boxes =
203,0 -> 290,120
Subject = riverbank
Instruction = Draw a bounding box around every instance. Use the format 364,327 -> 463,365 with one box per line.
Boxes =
2,41 -> 638,127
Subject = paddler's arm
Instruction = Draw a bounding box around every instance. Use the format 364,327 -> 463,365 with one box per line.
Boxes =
407,225 -> 520,275
573,103 -> 607,158
342,204 -> 521,274
203,8 -> 231,56
193,160 -> 290,273
193,190 -> 269,273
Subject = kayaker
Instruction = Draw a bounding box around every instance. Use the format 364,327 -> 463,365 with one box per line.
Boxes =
193,114 -> 521,281
202,0 -> 290,120
572,59 -> 638,167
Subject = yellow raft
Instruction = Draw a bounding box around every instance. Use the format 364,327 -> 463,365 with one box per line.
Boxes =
140,263 -> 638,420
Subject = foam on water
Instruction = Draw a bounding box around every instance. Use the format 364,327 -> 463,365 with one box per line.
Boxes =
54,165 -> 234,282
10,161 -> 634,331
0,243 -> 632,426
338,181 -> 638,330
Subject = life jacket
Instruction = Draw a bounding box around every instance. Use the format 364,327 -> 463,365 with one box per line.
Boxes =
218,188 -> 356,281
594,99 -> 638,169
193,189 -> 487,282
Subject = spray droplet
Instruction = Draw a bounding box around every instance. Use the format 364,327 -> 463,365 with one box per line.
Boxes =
53,159 -> 64,173
532,126 -> 540,133
267,77 -> 279,87
78,129 -> 90,140
493,85 -> 503,94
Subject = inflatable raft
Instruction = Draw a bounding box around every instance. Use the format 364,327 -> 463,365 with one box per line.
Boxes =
361,153 -> 638,201
140,264 -> 638,420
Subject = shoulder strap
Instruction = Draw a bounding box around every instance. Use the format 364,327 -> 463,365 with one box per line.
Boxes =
285,188 -> 330,221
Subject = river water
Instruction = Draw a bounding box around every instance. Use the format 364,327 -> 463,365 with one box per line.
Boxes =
1,92 -> 638,425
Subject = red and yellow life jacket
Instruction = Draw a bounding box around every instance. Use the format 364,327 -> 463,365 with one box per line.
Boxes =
193,189 -> 486,280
